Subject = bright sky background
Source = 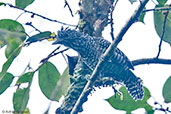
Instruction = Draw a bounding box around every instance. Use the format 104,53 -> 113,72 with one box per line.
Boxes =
0,0 -> 171,114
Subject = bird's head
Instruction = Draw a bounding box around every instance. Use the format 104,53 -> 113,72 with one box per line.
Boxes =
53,28 -> 83,47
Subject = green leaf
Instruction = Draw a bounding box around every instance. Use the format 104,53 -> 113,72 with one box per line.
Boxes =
39,62 -> 61,101
0,19 -> 25,33
23,108 -> 30,114
0,2 -> 4,6
15,0 -> 35,9
0,46 -> 22,81
0,29 -> 24,48
16,72 -> 34,85
26,31 -> 51,45
0,19 -> 26,58
58,67 -> 70,95
13,87 -> 30,113
0,73 -> 14,95
144,104 -> 154,114
156,0 -> 167,6
162,76 -> 171,103
106,86 -> 154,114
5,37 -> 22,58
139,8 -> 146,23
154,5 -> 171,45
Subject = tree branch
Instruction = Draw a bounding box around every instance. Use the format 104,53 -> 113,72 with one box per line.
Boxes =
143,6 -> 171,13
64,0 -> 74,17
156,10 -> 169,58
70,0 -> 149,113
153,100 -> 171,113
5,3 -> 76,27
25,22 -> 41,33
109,0 -> 119,40
40,47 -> 69,63
132,58 -> 171,66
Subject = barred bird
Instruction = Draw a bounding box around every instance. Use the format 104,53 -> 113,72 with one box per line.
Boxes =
53,28 -> 144,100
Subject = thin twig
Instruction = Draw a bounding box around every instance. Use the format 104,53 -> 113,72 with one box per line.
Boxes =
5,3 -> 76,27
132,58 -> 171,66
48,48 -> 69,59
150,0 -> 157,5
155,107 -> 170,114
70,0 -> 149,113
61,55 -> 171,66
110,12 -> 115,40
16,12 -> 25,20
25,22 -> 41,33
154,101 -> 171,114
143,6 -> 171,13
40,46 -> 61,63
110,0 -> 119,40
35,47 -> 69,72
62,53 -> 68,64
34,46 -> 61,72
40,47 -> 69,63
64,0 -> 74,17
156,10 -> 169,58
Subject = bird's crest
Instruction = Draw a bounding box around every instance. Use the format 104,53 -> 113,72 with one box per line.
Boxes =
57,27 -> 82,40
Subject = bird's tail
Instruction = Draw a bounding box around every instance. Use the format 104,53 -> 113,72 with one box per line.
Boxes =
124,70 -> 144,100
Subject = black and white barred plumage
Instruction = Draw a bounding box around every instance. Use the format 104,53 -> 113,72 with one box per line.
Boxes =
53,28 -> 144,100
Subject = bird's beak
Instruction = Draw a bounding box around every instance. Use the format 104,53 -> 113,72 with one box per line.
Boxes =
52,38 -> 62,45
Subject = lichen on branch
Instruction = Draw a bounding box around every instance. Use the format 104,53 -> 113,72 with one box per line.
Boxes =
78,0 -> 114,37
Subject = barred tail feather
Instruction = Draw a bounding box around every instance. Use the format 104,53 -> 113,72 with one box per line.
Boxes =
124,70 -> 144,100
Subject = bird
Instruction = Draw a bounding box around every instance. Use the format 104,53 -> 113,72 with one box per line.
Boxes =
66,54 -> 78,76
53,28 -> 144,100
